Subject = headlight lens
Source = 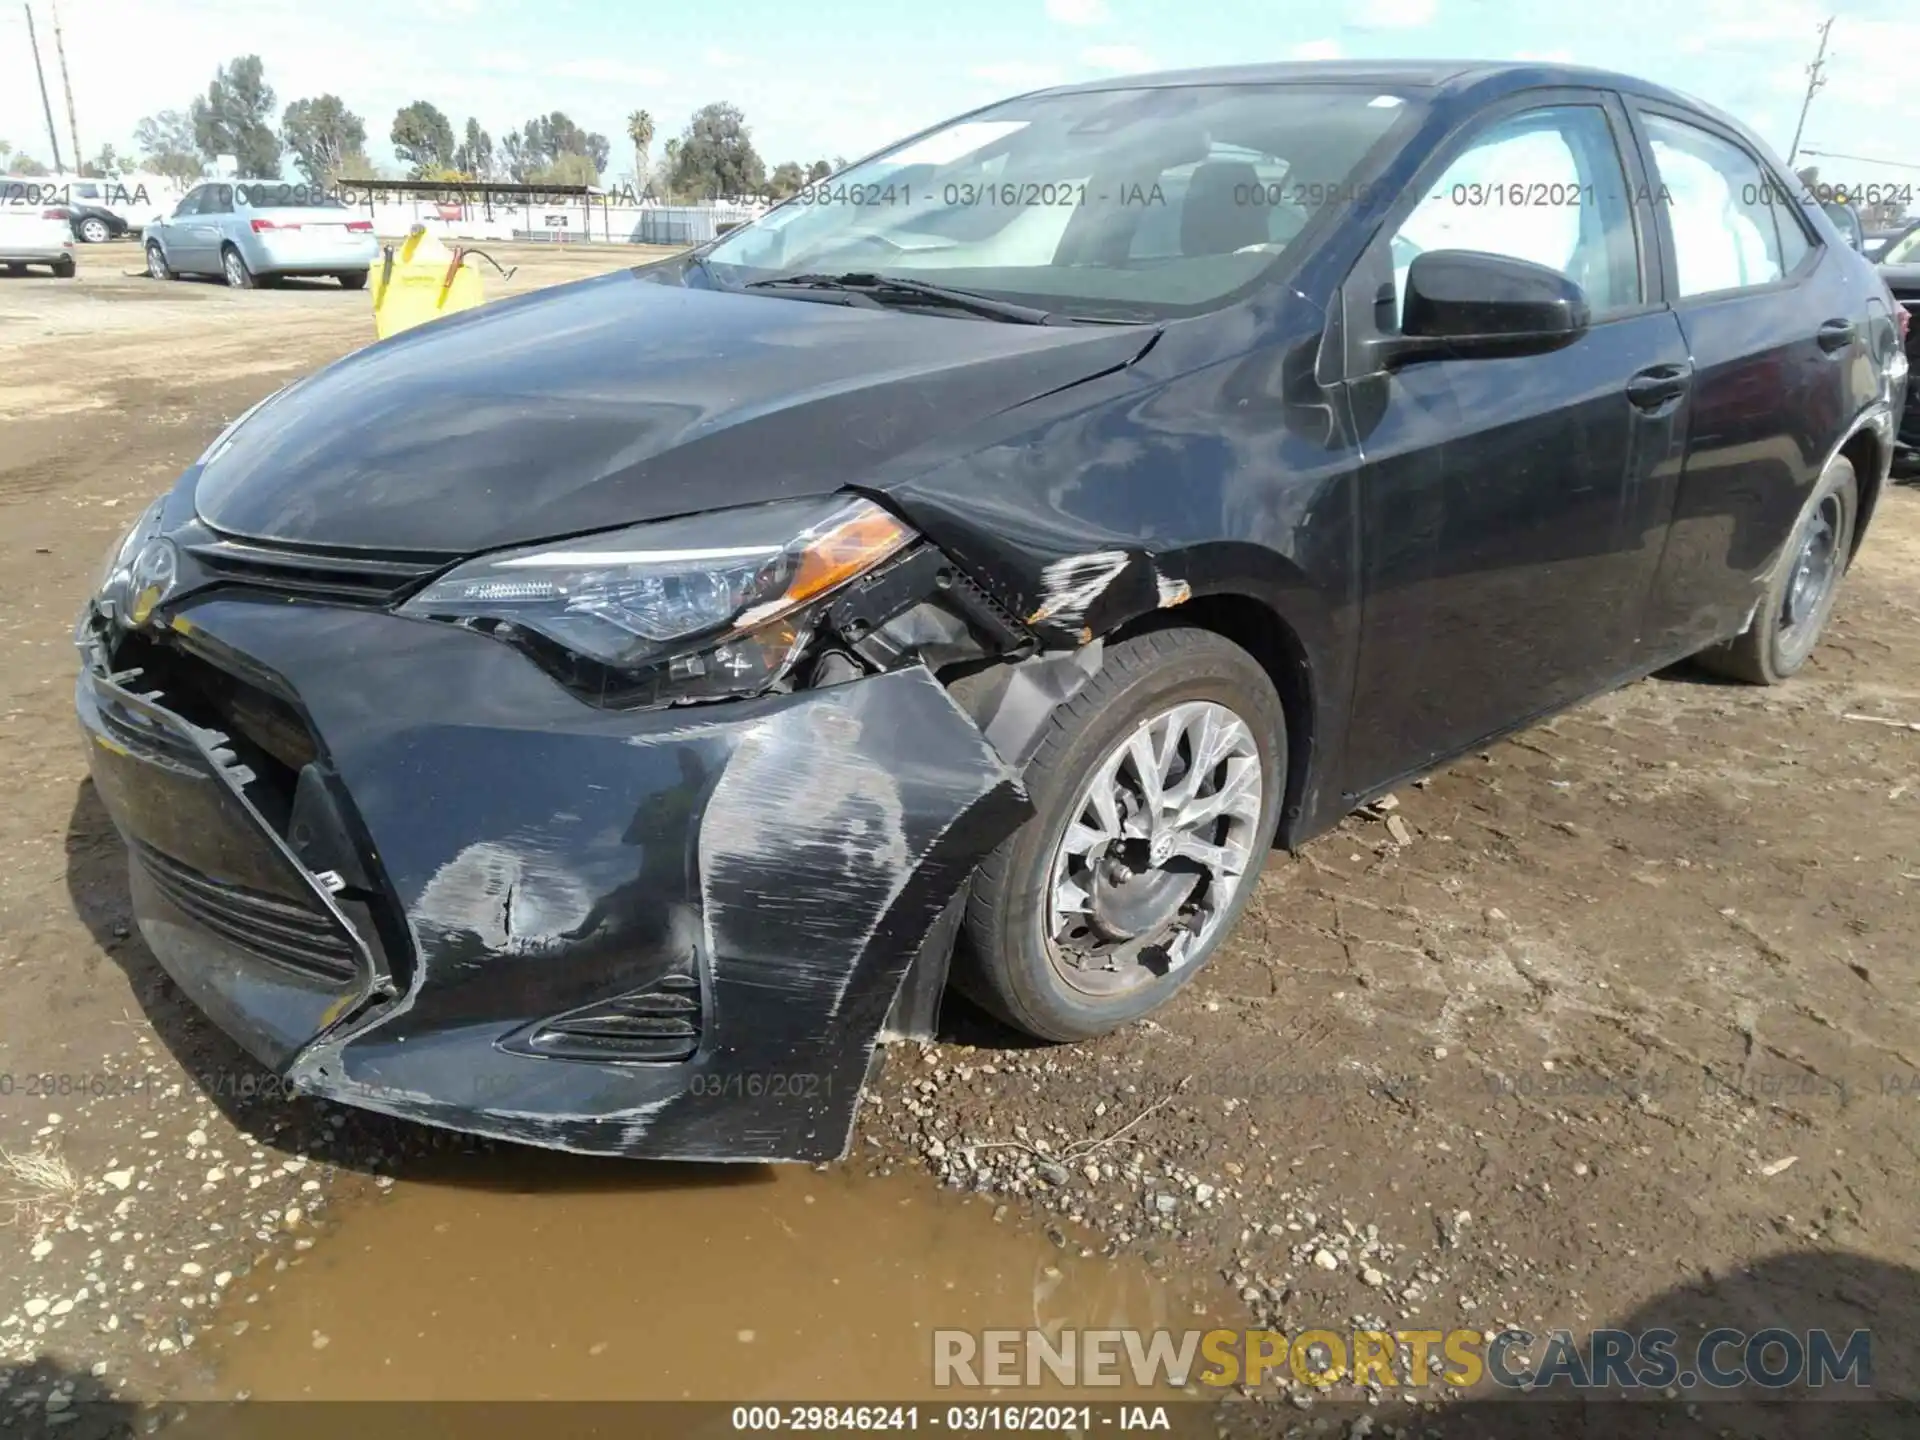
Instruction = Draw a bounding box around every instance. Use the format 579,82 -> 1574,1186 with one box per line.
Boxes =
400,495 -> 914,702
97,496 -> 168,621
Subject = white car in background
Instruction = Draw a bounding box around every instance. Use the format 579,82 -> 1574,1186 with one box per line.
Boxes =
0,182 -> 77,277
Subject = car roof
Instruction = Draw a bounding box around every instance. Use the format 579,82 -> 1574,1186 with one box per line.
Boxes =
1034,58 -> 1735,126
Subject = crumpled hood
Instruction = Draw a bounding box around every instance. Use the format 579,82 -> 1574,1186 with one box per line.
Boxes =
191,266 -> 1154,555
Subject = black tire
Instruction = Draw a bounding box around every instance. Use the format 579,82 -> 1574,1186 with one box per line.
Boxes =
145,242 -> 173,282
51,257 -> 75,278
1694,454 -> 1858,685
78,216 -> 110,244
957,628 -> 1285,1041
220,245 -> 257,290
338,269 -> 368,290
2,262 -> 25,275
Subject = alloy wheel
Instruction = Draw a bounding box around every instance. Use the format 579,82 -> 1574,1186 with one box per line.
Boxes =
1043,700 -> 1263,996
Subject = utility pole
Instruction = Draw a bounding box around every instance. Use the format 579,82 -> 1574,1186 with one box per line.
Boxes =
1786,15 -> 1834,169
49,0 -> 81,172
22,3 -> 66,173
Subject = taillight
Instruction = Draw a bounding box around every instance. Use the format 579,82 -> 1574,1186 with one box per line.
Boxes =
345,220 -> 372,233
1899,306 -> 1912,347
249,218 -> 300,233
42,208 -> 67,220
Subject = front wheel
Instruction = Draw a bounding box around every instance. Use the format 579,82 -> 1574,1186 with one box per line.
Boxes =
146,242 -> 173,281
1694,453 -> 1858,684
338,269 -> 368,290
958,629 -> 1284,1041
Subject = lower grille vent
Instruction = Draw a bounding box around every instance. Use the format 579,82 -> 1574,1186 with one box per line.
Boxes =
521,973 -> 703,1062
133,841 -> 359,984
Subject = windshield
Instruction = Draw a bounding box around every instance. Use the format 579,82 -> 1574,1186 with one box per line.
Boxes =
705,83 -> 1422,320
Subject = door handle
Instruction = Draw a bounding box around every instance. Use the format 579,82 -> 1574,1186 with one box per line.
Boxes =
1817,318 -> 1857,353
1626,364 -> 1692,410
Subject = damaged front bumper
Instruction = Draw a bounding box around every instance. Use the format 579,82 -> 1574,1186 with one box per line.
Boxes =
76,596 -> 1029,1161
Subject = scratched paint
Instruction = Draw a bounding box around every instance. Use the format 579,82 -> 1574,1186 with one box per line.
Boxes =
1026,550 -> 1131,627
185,1158 -> 1230,1403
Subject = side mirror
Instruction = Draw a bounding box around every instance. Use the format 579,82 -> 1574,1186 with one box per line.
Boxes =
1375,249 -> 1591,367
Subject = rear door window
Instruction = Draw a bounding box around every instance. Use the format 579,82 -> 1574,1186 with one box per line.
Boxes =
1642,113 -> 1812,298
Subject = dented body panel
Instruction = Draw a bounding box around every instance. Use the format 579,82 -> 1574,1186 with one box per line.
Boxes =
78,597 -> 1028,1160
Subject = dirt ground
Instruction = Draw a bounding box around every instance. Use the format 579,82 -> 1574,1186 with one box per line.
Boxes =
3,238 -> 1919,1420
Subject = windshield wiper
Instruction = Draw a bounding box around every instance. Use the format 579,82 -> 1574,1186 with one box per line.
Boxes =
743,271 -> 1059,325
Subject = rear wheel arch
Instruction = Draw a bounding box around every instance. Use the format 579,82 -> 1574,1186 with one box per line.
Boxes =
1839,423 -> 1885,563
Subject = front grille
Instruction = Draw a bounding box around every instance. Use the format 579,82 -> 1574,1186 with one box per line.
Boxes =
521,973 -> 703,1062
184,537 -> 451,606
133,840 -> 359,984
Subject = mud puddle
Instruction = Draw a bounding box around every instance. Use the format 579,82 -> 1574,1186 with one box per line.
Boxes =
185,1151 -> 1231,1402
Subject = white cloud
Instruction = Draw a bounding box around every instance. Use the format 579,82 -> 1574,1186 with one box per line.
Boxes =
1288,39 -> 1344,61
547,59 -> 669,87
1081,45 -> 1153,72
702,47 -> 748,69
1352,0 -> 1438,29
1045,0 -> 1109,26
970,62 -> 1066,91
1512,48 -> 1573,64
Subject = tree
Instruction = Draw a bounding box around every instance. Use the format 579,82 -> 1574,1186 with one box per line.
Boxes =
499,129 -> 530,182
627,109 -> 654,194
134,110 -> 204,184
190,55 -> 280,175
453,118 -> 493,180
519,111 -> 609,180
767,160 -> 806,199
660,139 -> 681,202
282,95 -> 366,186
807,158 -> 832,183
533,152 -> 599,187
391,101 -> 456,178
671,102 -> 766,201
82,144 -> 129,176
0,139 -> 10,168
9,153 -> 50,177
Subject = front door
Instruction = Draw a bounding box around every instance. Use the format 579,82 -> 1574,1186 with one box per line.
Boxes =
1338,92 -> 1691,795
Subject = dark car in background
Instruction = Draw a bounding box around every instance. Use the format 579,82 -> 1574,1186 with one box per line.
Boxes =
66,197 -> 132,244
76,60 -> 1901,1162
1878,234 -> 1920,464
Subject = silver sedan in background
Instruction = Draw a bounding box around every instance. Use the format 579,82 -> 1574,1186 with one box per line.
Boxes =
144,180 -> 377,289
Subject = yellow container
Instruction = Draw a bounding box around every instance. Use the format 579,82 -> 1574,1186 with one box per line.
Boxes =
369,225 -> 487,340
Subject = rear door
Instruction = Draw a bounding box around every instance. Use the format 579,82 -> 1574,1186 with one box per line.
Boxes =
1625,104 -> 1864,656
1338,90 -> 1692,794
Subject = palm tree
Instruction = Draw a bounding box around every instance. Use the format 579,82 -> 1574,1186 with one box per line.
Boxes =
627,109 -> 654,200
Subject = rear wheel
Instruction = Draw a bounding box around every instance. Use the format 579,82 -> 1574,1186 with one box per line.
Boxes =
338,269 -> 368,290
78,216 -> 110,244
145,242 -> 173,281
51,257 -> 75,278
1694,453 -> 1858,685
221,245 -> 257,290
2,262 -> 24,275
958,629 -> 1284,1041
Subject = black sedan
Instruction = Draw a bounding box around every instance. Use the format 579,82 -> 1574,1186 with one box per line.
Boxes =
76,59 -> 1903,1161
65,198 -> 131,244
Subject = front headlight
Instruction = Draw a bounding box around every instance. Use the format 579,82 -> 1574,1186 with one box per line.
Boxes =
399,495 -> 914,704
96,496 -> 168,624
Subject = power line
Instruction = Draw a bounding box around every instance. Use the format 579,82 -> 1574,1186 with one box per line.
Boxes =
1786,14 -> 1834,169
1798,149 -> 1920,175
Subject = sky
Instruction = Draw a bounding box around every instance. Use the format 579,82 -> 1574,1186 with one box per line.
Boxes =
0,0 -> 1912,189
